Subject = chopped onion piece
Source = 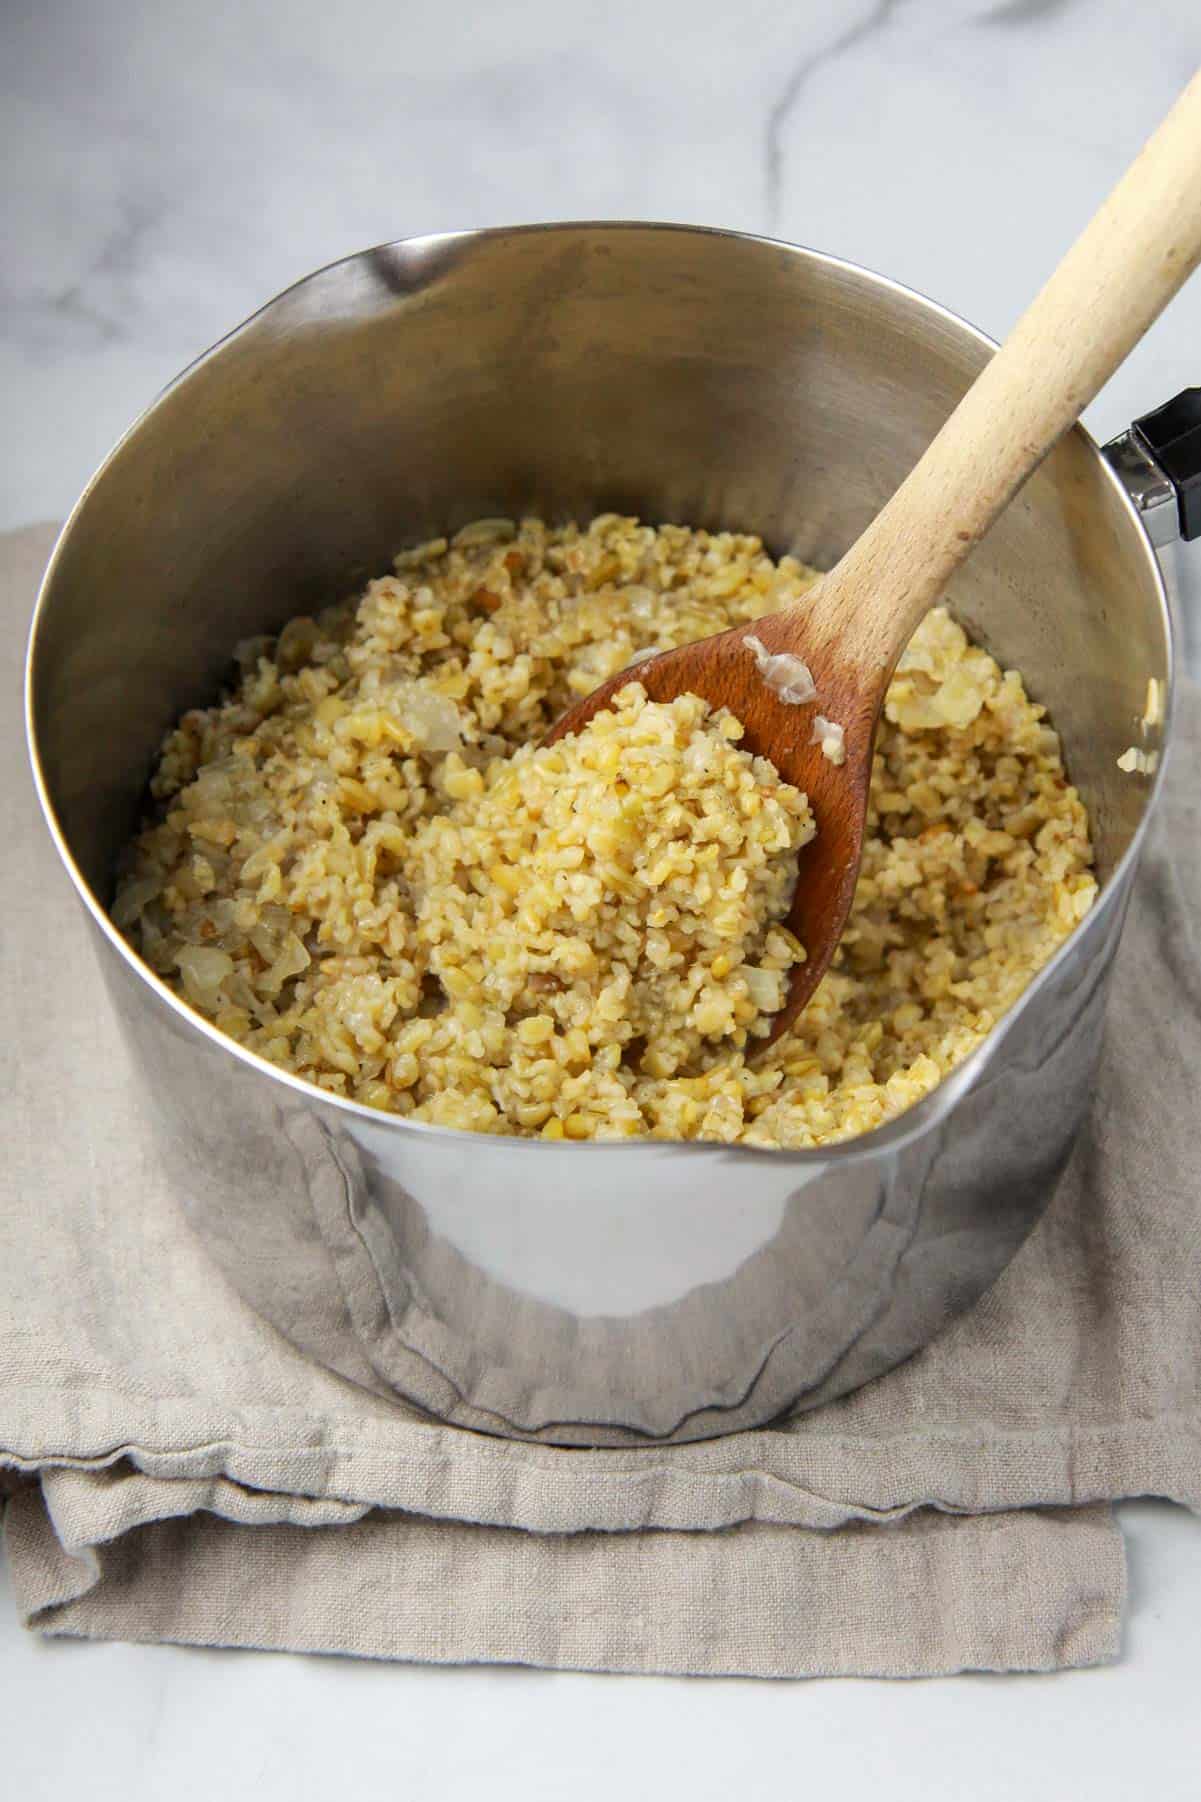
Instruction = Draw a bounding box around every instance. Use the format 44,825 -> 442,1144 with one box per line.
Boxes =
110,875 -> 163,928
1117,744 -> 1158,775
810,714 -> 846,765
392,683 -> 463,753
260,931 -> 312,995
175,945 -> 234,1006
743,634 -> 817,705
1141,677 -> 1164,731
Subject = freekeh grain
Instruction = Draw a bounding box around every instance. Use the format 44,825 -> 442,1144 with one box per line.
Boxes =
114,515 -> 1097,1145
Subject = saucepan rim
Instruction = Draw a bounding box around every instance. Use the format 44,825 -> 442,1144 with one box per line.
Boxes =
23,220 -> 1177,1164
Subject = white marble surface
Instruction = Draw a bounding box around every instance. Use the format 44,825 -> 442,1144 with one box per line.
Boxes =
3,0 -> 1200,1790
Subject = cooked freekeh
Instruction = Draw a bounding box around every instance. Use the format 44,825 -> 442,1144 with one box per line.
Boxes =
115,515 -> 1097,1145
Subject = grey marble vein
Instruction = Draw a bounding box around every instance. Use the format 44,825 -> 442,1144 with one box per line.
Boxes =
763,0 -> 903,230
49,193 -> 163,346
980,0 -> 1077,25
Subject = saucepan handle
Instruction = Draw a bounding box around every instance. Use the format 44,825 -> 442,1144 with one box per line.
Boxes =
1104,388 -> 1201,546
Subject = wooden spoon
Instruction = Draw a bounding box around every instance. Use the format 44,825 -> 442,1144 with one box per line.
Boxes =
547,68 -> 1201,1043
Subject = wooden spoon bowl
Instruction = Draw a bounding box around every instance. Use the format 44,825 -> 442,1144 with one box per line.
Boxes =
544,602 -> 878,1040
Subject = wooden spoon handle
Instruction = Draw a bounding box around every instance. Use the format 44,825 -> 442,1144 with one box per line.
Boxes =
807,66 -> 1201,674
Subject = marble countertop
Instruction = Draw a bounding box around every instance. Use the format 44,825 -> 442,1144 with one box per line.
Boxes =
3,0 -> 1200,529
3,0 -> 1200,1792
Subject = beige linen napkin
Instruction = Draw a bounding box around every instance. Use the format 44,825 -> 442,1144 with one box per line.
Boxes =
3,523 -> 1198,1678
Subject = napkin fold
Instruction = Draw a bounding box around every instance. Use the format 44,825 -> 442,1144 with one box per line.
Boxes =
3,523 -> 1198,1678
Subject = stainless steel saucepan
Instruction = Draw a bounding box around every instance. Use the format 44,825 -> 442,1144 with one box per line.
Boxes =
25,224 -> 1197,1445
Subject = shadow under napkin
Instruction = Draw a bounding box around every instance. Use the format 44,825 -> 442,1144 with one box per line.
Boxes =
3,524 -> 1198,1677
